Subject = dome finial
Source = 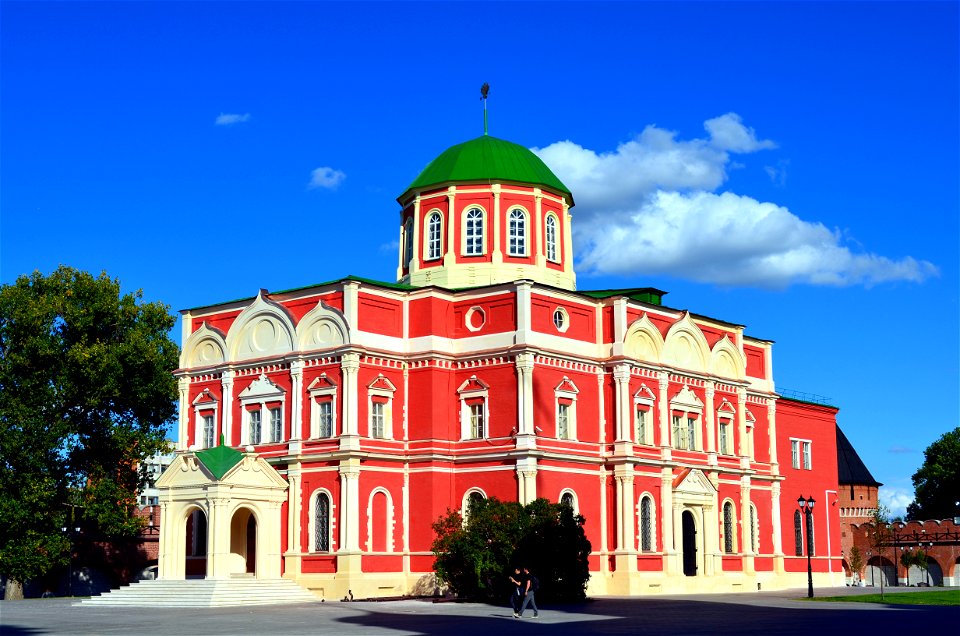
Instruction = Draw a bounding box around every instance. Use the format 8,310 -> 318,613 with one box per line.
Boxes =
480,82 -> 490,135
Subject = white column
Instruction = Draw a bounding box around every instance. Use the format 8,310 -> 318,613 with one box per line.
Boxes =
492,184 -> 502,264
661,469 -> 676,573
515,352 -> 535,439
409,197 -> 421,274
598,468 -> 609,574
771,480 -> 784,573
705,382 -> 717,465
613,364 -> 631,444
177,377 -> 190,450
658,372 -> 671,462
221,370 -> 234,446
534,190 -> 545,267
339,459 -> 361,552
290,360 -> 304,441
737,388 -> 748,469
767,399 -> 779,474
444,188 -> 456,266
562,203 -> 574,282
741,476 -> 755,573
340,353 -> 360,451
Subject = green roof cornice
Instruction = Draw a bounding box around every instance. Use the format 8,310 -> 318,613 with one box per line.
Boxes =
400,135 -> 572,204
580,287 -> 667,306
195,441 -> 244,480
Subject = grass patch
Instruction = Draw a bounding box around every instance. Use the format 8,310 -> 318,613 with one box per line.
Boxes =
812,590 -> 960,606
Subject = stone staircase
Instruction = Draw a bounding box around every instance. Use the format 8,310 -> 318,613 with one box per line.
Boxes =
76,578 -> 319,607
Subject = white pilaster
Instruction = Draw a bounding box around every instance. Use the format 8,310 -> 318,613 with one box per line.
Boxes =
290,360 -> 304,442
221,370 -> 234,446
177,377 -> 190,450
340,353 -> 360,451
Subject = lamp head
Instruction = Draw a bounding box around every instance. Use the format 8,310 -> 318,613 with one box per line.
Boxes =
797,495 -> 807,509
808,497 -> 816,510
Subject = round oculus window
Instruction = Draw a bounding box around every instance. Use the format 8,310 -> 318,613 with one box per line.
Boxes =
553,307 -> 569,332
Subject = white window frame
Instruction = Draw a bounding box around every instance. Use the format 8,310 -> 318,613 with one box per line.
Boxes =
462,207 -> 486,256
308,488 -> 336,553
722,499 -> 738,554
365,487 -> 395,553
308,374 -> 338,439
716,399 -> 736,456
238,374 -> 286,446
367,374 -> 396,440
552,307 -> 569,332
633,385 -> 656,445
457,375 -> 489,440
791,437 -> 812,470
637,493 -> 657,552
745,408 -> 756,459
424,210 -> 443,261
554,377 -> 579,441
404,217 -> 414,267
461,488 -> 487,522
670,386 -> 703,451
749,503 -> 759,554
545,213 -> 559,262
192,389 -> 219,450
559,488 -> 579,514
507,207 -> 527,257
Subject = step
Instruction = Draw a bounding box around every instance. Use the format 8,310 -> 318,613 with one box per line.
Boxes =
77,578 -> 319,607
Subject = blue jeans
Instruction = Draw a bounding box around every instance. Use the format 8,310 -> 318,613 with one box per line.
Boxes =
519,591 -> 538,616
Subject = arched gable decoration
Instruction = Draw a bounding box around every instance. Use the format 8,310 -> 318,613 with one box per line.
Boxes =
624,314 -> 664,363
671,385 -> 704,411
709,335 -> 746,381
181,322 -> 227,369
663,312 -> 710,373
296,300 -> 349,352
226,290 -> 296,362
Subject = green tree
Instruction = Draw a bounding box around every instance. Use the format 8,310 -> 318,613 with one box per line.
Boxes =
432,497 -> 591,603
868,504 -> 892,599
847,545 -> 864,585
0,267 -> 179,599
906,427 -> 960,521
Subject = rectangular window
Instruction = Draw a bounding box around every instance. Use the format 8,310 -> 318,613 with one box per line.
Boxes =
469,403 -> 484,439
687,417 -> 697,451
672,415 -> 683,449
557,403 -> 569,439
318,400 -> 333,438
719,420 -> 730,455
249,409 -> 262,445
636,408 -> 647,445
371,402 -> 385,439
202,414 -> 215,448
803,441 -> 812,470
791,440 -> 800,469
270,407 -> 282,442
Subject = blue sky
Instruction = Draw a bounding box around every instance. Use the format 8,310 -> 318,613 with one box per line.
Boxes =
2,1 -> 957,518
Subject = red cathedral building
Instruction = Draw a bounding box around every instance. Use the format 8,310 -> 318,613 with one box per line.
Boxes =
156,131 -> 845,598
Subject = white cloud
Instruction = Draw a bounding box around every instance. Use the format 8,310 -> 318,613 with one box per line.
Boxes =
308,167 -> 346,190
880,486 -> 914,520
214,112 -> 251,126
533,114 -> 938,288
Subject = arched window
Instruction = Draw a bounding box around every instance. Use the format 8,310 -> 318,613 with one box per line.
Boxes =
426,212 -> 442,260
560,492 -> 574,509
465,208 -> 484,255
314,492 -> 331,552
807,512 -> 815,556
508,208 -> 526,256
749,504 -> 758,553
794,510 -> 803,556
723,501 -> 735,554
462,489 -> 486,522
640,496 -> 654,552
545,214 -> 558,262
404,217 -> 414,267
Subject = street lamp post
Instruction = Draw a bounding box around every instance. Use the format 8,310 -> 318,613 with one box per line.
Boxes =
797,495 -> 816,598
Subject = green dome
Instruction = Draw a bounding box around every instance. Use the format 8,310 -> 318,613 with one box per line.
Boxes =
400,135 -> 572,204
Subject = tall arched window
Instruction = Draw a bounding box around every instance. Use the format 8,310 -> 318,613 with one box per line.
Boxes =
465,208 -> 484,255
404,218 -> 414,267
723,502 -> 735,554
561,492 -> 574,509
315,492 -> 331,552
640,496 -> 654,552
807,512 -> 815,556
508,208 -> 526,256
794,510 -> 803,556
545,214 -> 558,262
749,504 -> 758,553
426,212 -> 442,260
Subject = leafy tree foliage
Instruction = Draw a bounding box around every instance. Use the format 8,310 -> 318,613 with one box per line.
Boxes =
906,427 -> 960,521
847,545 -> 864,583
0,267 -> 179,597
431,497 -> 591,603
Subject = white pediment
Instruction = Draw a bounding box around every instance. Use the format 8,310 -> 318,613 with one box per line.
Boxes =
670,385 -> 703,410
674,469 -> 716,497
238,374 -> 285,401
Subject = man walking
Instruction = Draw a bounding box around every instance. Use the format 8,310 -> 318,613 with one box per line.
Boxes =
517,566 -> 539,618
508,566 -> 523,617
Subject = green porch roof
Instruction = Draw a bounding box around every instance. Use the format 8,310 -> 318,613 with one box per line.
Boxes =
195,442 -> 243,480
400,135 -> 572,204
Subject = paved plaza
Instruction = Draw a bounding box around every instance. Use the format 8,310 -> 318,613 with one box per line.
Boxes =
1,588 -> 957,636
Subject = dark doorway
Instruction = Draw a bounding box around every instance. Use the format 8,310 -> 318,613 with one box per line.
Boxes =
246,514 -> 257,574
682,510 -> 697,576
